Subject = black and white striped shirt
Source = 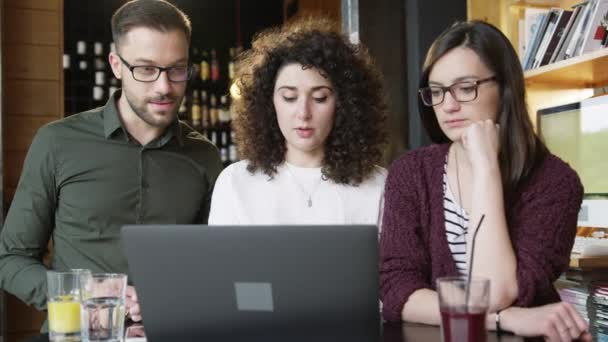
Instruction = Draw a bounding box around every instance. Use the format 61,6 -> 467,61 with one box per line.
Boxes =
443,161 -> 470,276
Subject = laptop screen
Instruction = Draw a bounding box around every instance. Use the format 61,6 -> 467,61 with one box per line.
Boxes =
122,224 -> 380,341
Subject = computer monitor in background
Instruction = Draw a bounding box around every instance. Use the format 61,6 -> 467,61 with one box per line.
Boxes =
538,95 -> 608,228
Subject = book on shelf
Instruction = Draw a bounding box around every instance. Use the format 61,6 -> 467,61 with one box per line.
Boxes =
523,11 -> 552,69
561,1 -> 592,60
532,8 -> 563,69
570,0 -> 599,58
513,0 -> 608,69
552,3 -> 586,62
579,0 -> 608,55
520,7 -> 551,62
540,9 -> 574,66
557,273 -> 608,341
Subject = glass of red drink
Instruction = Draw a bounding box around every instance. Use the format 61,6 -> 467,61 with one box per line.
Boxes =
437,276 -> 490,342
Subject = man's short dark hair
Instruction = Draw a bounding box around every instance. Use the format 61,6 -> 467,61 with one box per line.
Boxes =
111,0 -> 191,50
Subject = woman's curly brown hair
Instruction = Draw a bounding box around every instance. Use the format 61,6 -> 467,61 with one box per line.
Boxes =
232,17 -> 388,186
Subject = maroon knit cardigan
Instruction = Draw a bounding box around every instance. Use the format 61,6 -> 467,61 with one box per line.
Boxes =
379,143 -> 583,322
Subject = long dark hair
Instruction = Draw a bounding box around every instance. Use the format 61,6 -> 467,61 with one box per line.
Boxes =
419,20 -> 548,199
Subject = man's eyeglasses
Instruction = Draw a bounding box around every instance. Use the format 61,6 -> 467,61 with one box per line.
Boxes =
116,54 -> 193,82
418,76 -> 497,107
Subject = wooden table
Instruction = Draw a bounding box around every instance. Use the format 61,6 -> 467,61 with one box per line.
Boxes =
21,322 -> 527,342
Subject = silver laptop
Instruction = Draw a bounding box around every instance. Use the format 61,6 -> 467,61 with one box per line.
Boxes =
122,225 -> 380,342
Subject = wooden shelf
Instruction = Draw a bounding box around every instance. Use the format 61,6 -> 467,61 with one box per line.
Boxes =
524,48 -> 608,87
509,0 -> 577,7
570,255 -> 608,269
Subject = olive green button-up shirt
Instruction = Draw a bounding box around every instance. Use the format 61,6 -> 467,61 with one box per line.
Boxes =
0,91 -> 223,310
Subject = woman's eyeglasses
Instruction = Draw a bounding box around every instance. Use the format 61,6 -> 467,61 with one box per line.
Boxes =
418,76 -> 497,107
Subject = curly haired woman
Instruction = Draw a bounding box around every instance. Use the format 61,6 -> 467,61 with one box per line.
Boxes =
208,17 -> 388,225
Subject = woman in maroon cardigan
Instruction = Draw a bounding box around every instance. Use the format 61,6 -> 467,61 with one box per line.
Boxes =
380,21 -> 591,341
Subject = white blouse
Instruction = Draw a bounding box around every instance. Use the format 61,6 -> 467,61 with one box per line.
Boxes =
208,160 -> 387,226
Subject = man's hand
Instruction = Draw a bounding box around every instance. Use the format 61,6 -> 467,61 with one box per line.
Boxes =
126,286 -> 142,322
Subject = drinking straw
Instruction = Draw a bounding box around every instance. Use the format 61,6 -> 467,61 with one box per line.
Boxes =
465,214 -> 485,312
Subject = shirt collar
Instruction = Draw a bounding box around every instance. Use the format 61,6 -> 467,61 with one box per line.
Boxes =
155,119 -> 184,148
103,90 -> 126,140
102,89 -> 184,147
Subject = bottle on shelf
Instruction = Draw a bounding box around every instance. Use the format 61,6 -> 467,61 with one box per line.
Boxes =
228,47 -> 236,82
210,130 -> 219,147
200,49 -> 210,88
191,90 -> 202,130
75,40 -> 92,110
229,144 -> 238,164
93,42 -> 106,85
190,47 -> 202,91
63,53 -> 74,115
228,130 -> 238,163
216,93 -> 234,165
76,40 -> 89,73
220,146 -> 229,165
92,86 -> 105,107
209,94 -> 219,128
218,95 -> 232,125
63,53 -> 71,72
210,49 -> 220,83
201,90 -> 210,131
220,130 -> 229,147
92,42 -> 106,107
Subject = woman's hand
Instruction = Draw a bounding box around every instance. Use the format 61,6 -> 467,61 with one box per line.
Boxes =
460,119 -> 500,173
501,302 -> 591,341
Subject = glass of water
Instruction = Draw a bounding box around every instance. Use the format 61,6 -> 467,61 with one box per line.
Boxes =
80,273 -> 128,342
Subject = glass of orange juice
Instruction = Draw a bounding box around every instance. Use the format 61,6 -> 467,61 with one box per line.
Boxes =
47,270 -> 91,341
